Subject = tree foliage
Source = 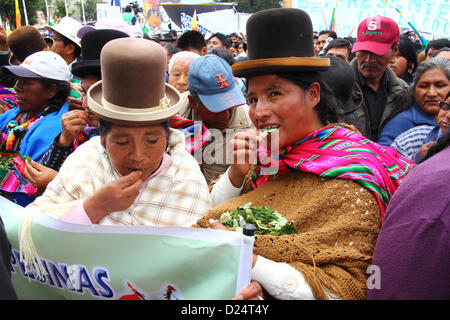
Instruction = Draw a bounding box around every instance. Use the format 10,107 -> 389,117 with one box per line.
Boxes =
0,0 -> 103,29
73,0 -> 103,23
54,0 -> 68,20
0,0 -> 46,28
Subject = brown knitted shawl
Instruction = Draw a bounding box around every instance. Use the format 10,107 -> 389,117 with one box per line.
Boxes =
194,170 -> 380,300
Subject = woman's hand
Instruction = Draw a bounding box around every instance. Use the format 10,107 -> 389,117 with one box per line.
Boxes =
228,129 -> 261,188
23,160 -> 58,189
418,141 -> 437,160
208,218 -> 228,230
234,281 -> 264,300
83,171 -> 143,224
58,109 -> 88,146
68,96 -> 84,111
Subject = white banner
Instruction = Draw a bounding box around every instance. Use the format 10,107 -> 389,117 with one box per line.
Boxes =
292,0 -> 449,39
1,196 -> 253,300
197,9 -> 251,35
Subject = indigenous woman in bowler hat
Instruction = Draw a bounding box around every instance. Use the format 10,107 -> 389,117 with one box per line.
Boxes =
21,29 -> 130,192
194,8 -> 414,300
24,38 -> 212,227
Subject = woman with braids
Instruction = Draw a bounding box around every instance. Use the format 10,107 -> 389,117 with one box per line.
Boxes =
194,8 -> 414,300
0,51 -> 71,206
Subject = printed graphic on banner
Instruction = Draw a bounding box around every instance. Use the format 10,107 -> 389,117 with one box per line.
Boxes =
180,12 -> 211,35
143,0 -> 162,28
1,196 -> 252,300
117,280 -> 184,300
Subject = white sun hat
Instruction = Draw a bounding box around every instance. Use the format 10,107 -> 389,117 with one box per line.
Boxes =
46,16 -> 83,47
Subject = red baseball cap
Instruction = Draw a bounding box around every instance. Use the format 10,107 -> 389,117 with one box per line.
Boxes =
352,16 -> 400,56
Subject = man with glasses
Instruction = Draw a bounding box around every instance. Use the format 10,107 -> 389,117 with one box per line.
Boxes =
46,17 -> 82,71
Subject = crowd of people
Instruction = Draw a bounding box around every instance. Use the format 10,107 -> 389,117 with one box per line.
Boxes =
0,7 -> 448,300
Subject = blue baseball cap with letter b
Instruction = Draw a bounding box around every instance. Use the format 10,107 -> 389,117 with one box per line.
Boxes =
188,54 -> 246,113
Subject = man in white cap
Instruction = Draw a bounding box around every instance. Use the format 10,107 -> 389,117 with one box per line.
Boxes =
46,17 -> 82,69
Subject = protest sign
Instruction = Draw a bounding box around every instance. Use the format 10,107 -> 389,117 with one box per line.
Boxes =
0,196 -> 252,300
292,0 -> 449,39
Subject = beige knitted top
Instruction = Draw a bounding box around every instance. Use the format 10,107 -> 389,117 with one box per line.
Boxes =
194,170 -> 380,300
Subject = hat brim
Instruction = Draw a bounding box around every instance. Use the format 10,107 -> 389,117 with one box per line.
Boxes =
8,54 -> 20,66
71,60 -> 100,78
88,80 -> 183,125
46,25 -> 81,47
351,41 -> 393,56
198,85 -> 247,113
232,57 -> 330,78
2,65 -> 43,78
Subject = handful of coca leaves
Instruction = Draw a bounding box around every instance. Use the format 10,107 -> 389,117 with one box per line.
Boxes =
0,154 -> 32,171
219,202 -> 297,235
0,155 -> 16,171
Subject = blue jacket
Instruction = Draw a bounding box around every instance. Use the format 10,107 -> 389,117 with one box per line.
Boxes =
0,101 -> 69,162
378,103 -> 437,146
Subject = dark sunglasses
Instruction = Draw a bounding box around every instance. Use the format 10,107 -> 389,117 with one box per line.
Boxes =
50,34 -> 64,42
439,101 -> 450,111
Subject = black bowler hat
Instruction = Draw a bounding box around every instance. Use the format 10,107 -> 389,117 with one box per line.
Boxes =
232,8 -> 330,78
71,29 -> 129,78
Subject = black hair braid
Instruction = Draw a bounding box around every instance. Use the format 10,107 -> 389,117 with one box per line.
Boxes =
39,79 -> 71,115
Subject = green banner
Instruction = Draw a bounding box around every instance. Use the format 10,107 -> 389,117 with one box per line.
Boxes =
0,197 -> 253,300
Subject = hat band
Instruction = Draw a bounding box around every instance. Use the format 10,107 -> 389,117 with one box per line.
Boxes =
101,96 -> 171,114
232,56 -> 330,73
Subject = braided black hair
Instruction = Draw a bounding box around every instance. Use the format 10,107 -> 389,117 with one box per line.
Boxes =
38,78 -> 71,114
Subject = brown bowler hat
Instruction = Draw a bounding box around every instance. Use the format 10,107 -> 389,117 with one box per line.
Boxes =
87,38 -> 182,124
7,26 -> 52,66
232,8 -> 330,78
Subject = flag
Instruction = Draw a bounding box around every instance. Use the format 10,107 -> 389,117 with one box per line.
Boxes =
15,0 -> 21,29
48,11 -> 54,26
393,6 -> 428,48
348,26 -> 354,37
0,196 -> 253,300
329,0 -> 337,32
191,9 -> 198,31
110,0 -> 121,7
5,18 -> 11,36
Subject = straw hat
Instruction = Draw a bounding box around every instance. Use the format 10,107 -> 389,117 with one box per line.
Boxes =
87,38 -> 182,125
